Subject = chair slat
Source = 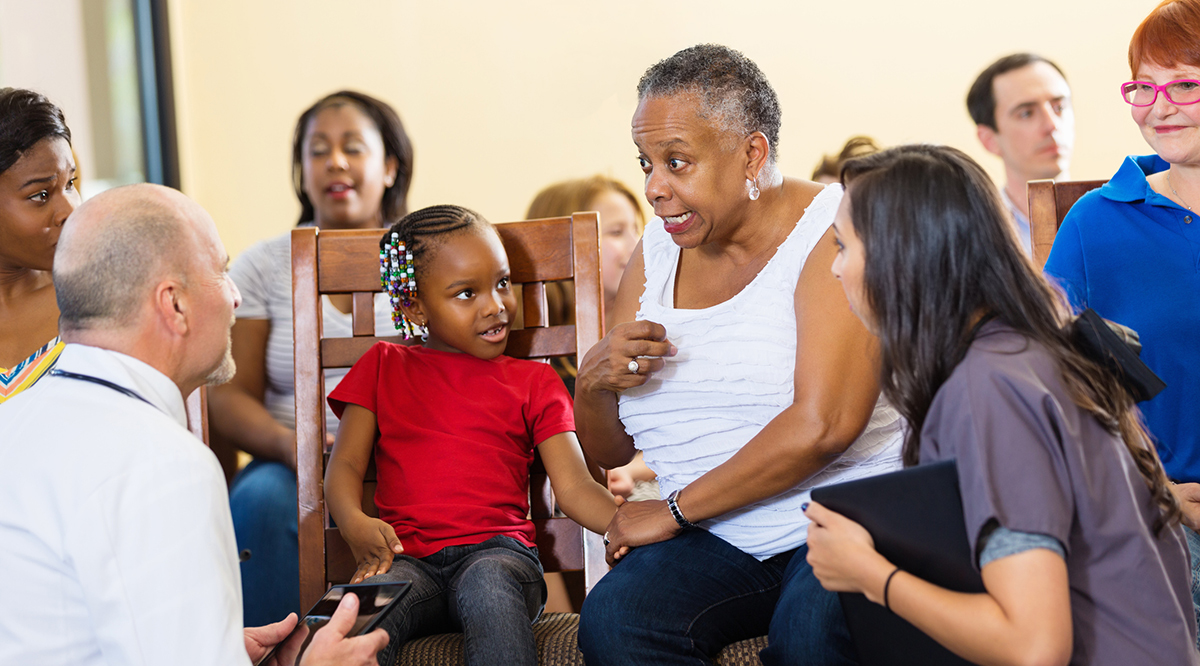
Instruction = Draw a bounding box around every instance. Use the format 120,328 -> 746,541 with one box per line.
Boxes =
1028,179 -> 1107,269
321,335 -> 408,369
292,227 -> 329,610
504,326 -> 576,360
523,281 -> 548,329
351,292 -> 377,336
317,231 -> 388,293
530,471 -> 554,520
496,218 -> 574,282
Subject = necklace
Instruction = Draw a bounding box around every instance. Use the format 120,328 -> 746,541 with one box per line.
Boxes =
1167,171 -> 1194,211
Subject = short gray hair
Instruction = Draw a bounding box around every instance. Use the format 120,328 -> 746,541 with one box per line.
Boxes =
55,194 -> 190,332
637,44 -> 782,161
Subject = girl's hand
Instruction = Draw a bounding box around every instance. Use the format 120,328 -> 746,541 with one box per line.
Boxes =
340,515 -> 403,583
804,501 -> 894,604
577,320 -> 676,396
603,498 -> 680,566
607,466 -> 636,498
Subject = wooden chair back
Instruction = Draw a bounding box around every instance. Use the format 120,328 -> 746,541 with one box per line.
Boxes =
292,214 -> 608,610
185,387 -> 207,442
1027,179 -> 1107,269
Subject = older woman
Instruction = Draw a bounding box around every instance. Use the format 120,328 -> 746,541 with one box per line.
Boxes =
1043,0 -> 1200,627
575,45 -> 903,665
0,88 -> 79,403
808,144 -> 1196,666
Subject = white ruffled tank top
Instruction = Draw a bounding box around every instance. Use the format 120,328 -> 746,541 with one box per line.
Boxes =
619,184 -> 903,559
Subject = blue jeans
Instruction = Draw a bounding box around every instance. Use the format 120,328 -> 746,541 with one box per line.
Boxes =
371,535 -> 547,666
1185,526 -> 1200,650
579,529 -> 855,665
229,460 -> 299,627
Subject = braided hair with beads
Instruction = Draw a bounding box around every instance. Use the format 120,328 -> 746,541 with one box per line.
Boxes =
379,204 -> 485,340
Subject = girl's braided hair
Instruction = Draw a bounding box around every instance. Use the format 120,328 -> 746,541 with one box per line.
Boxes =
379,204 -> 487,340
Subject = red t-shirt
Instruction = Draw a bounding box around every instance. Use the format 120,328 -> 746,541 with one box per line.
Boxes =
327,342 -> 574,558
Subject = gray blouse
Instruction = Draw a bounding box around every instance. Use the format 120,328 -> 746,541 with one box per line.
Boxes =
920,321 -> 1197,665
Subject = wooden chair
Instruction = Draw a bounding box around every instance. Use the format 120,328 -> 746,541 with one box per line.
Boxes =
185,387 -> 207,442
1027,179 -> 1107,269
291,214 -> 607,665
189,384 -> 242,486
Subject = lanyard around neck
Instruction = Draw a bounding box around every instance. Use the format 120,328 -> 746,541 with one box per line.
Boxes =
49,369 -> 159,411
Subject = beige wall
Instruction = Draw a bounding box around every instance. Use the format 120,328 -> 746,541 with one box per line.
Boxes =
167,0 -> 1161,258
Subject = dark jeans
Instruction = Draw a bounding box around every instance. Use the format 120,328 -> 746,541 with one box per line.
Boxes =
1185,526 -> 1200,650
370,535 -> 547,666
229,460 -> 299,627
578,529 -> 855,665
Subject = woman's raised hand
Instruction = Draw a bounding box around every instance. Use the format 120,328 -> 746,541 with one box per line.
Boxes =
577,319 -> 676,395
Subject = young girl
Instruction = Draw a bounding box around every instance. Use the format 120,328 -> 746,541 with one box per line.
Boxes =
805,145 -> 1197,665
325,205 -> 618,666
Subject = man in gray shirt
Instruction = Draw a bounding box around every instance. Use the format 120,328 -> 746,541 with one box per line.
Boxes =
967,53 -> 1074,255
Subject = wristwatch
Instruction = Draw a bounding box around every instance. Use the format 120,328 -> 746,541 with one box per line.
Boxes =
666,489 -> 697,530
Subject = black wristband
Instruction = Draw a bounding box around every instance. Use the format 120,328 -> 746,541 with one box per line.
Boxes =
666,489 -> 697,530
883,567 -> 902,611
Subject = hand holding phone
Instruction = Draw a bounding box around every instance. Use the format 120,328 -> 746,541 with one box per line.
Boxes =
254,582 -> 410,666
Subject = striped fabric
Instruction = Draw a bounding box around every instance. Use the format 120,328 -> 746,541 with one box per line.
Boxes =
0,337 -> 63,404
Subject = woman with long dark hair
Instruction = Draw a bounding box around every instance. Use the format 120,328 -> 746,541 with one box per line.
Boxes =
804,144 -> 1196,665
207,90 -> 413,626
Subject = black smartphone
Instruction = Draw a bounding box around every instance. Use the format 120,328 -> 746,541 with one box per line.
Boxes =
253,581 -> 411,666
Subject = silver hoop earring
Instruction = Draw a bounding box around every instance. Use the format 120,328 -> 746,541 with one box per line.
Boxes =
747,178 -> 760,201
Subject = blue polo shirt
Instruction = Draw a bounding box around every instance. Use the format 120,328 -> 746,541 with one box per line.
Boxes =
1045,155 -> 1200,482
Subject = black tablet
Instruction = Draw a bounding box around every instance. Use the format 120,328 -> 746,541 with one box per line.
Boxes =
811,459 -> 983,666
254,581 -> 411,666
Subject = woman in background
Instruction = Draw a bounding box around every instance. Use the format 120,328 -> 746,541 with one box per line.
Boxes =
207,90 -> 413,626
526,174 -> 644,339
1044,3 -> 1200,631
807,144 -> 1196,666
811,136 -> 882,185
0,88 -> 80,403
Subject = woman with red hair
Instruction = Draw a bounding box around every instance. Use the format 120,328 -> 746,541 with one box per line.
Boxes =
1045,0 -> 1200,639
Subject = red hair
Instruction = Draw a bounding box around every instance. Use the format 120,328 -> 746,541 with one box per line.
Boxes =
1129,0 -> 1200,76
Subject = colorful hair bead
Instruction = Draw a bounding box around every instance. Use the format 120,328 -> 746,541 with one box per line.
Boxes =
380,231 -> 427,341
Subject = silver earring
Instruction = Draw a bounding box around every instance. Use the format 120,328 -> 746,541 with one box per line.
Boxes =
747,177 -> 760,201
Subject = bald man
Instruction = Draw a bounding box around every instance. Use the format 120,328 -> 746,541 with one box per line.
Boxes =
0,184 -> 386,666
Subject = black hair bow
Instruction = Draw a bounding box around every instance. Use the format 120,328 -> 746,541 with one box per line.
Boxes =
1069,308 -> 1166,403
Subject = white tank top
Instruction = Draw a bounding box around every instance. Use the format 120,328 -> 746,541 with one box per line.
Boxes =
618,184 -> 903,559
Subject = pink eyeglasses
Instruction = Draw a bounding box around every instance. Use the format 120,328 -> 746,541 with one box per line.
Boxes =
1121,79 -> 1200,107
